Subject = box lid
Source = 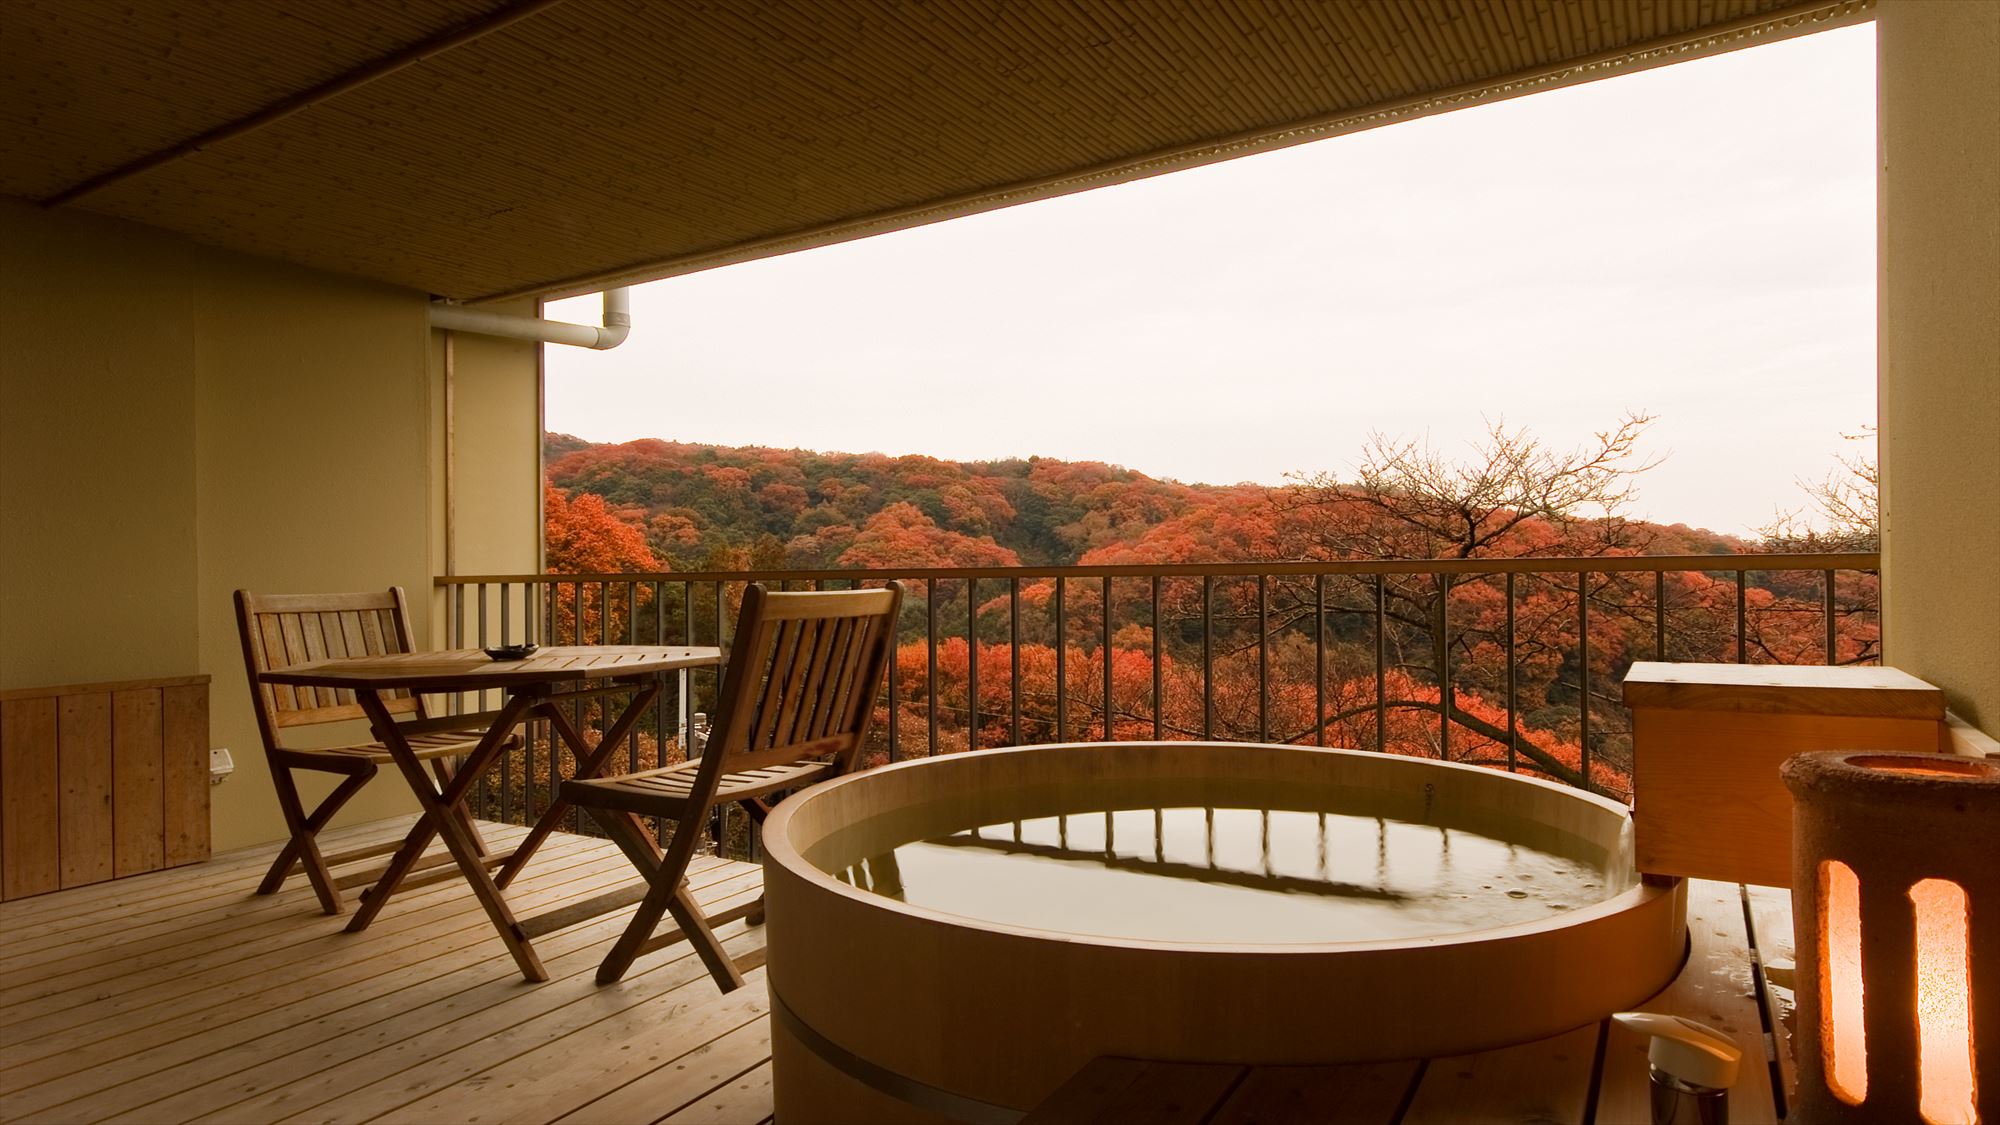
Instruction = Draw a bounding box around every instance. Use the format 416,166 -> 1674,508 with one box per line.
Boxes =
1621,662 -> 1945,719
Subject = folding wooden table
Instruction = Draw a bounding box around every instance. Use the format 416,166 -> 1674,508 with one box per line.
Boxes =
260,645 -> 722,981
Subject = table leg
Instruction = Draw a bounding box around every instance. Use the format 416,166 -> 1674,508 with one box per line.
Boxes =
347,692 -> 547,980
495,680 -> 661,888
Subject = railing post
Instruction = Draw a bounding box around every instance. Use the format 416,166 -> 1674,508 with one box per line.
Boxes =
1257,574 -> 1269,743
1314,574 -> 1326,748
1437,574 -> 1451,761
967,577 -> 979,752
1578,571 -> 1591,795
1102,575 -> 1113,742
1201,575 -> 1214,740
926,578 -> 938,757
1055,577 -> 1068,742
1151,575 -> 1163,741
1009,577 -> 1021,746
1735,570 -> 1748,664
1374,574 -> 1387,753
1654,569 -> 1667,660
1505,571 -> 1517,773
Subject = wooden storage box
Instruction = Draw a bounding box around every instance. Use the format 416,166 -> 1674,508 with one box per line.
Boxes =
1623,662 -> 1944,889
0,675 -> 211,900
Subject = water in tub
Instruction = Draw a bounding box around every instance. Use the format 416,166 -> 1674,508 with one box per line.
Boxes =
828,794 -> 1631,945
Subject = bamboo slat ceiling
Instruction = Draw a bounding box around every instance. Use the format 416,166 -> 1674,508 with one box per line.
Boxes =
3,0 -> 1868,302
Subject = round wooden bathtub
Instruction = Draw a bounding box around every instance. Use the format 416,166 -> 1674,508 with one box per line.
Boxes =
761,742 -> 1686,1124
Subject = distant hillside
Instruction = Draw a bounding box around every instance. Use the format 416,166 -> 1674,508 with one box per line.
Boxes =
544,434 -> 1746,572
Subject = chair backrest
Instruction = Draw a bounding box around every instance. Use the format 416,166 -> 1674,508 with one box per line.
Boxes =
234,588 -> 425,752
690,583 -> 904,802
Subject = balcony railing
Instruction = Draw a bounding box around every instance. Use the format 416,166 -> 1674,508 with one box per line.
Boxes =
435,552 -> 1879,841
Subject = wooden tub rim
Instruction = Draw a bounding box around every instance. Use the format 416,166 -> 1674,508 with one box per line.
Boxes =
762,740 -> 1671,957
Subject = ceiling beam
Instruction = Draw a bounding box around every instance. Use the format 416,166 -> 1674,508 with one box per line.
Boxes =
39,0 -> 567,209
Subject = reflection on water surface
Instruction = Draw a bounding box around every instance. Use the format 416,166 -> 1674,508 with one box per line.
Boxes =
833,805 -> 1624,944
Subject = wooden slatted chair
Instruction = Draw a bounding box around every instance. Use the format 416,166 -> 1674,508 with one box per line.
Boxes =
562,582 -> 904,988
235,587 -> 510,914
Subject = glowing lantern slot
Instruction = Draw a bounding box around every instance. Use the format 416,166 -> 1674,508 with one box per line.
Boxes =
1821,859 -> 1867,1104
1910,878 -> 1978,1125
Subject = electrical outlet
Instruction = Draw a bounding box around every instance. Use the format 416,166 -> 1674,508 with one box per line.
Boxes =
210,747 -> 234,785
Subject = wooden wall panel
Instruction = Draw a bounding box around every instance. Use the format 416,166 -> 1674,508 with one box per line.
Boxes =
161,683 -> 210,866
111,688 -> 165,878
0,675 -> 207,900
1,697 -> 60,900
57,693 -> 114,887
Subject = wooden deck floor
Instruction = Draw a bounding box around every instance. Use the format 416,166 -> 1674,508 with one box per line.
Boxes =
0,817 -> 1798,1125
0,817 -> 773,1125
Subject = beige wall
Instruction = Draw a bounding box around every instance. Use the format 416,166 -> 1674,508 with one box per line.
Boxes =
0,202 -> 201,687
0,200 -> 542,852
1878,0 -> 2000,734
444,309 -> 544,580
190,247 -> 440,848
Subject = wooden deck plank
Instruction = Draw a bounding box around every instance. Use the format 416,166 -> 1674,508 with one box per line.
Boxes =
1400,1022 -> 1599,1124
1745,883 -> 1799,1108
0,823 -> 524,981
251,907 -> 767,1124
657,1061 -> 774,1125
0,817 -> 418,951
0,848 -> 630,1120
546,1009 -> 773,1125
0,837 -> 427,972
0,842 -> 633,1109
382,895 -> 771,1124
0,826 -> 529,996
51,868 -> 756,1125
1595,880 -> 1781,1125
0,816 -> 415,927
106,874 -> 761,1124
0,831 -> 558,1031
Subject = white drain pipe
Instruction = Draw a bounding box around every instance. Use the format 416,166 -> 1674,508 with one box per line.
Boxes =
428,288 -> 632,349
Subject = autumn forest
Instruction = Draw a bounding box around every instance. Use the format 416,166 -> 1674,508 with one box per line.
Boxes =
523,420 -> 1880,809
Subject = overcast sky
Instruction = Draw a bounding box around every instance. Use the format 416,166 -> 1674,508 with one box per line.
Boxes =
547,23 -> 1875,538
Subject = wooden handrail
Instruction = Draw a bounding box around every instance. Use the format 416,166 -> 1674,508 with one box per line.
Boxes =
437,552 -> 1881,586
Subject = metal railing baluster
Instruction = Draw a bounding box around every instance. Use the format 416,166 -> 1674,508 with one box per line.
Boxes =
1505,572 -> 1517,773
1151,575 -> 1163,741
1655,570 -> 1667,660
1578,571 -> 1591,794
1257,574 -> 1269,743
1102,575 -> 1113,741
967,577 -> 979,752
1736,570 -> 1748,664
1314,574 -> 1325,747
1201,575 -> 1213,740
1055,577 -> 1068,742
1009,577 -> 1021,746
1374,575 -> 1387,753
924,578 -> 938,756
1438,574 -> 1450,761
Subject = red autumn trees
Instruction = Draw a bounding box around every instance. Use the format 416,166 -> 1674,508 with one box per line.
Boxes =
537,430 -> 1881,806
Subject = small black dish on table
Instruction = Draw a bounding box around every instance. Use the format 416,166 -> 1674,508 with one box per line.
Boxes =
482,643 -> 539,661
